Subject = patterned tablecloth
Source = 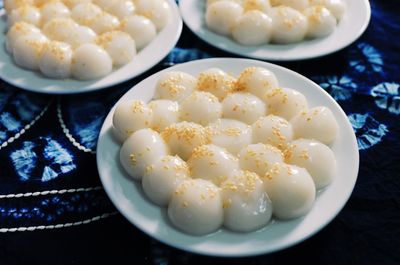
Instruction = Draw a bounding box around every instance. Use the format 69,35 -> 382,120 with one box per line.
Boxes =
0,1 -> 399,264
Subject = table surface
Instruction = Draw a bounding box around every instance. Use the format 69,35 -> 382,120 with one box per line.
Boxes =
0,1 -> 399,264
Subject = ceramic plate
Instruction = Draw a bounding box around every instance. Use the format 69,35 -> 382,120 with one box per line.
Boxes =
96,58 -> 359,257
0,0 -> 182,94
179,0 -> 371,61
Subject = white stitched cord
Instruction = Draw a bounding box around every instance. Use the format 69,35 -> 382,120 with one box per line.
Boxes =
0,212 -> 119,233
57,98 -> 96,154
0,186 -> 103,199
0,100 -> 52,151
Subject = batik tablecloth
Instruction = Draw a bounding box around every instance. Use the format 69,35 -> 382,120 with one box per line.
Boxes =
0,1 -> 399,264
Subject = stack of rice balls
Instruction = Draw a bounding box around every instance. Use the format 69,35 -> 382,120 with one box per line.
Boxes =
4,0 -> 171,80
205,0 -> 346,45
113,66 -> 339,235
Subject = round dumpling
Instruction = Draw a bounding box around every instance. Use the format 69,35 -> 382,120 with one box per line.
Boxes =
120,15 -> 157,50
270,6 -> 308,44
71,43 -> 112,80
40,1 -> 70,25
6,21 -> 41,54
8,5 -> 41,28
89,12 -> 120,34
208,119 -> 252,154
142,155 -> 189,206
61,0 -> 92,9
205,1 -> 243,36
97,31 -> 136,67
252,115 -> 293,149
120,128 -> 169,180
168,179 -> 223,235
148,100 -> 180,132
180,91 -> 222,126
4,0 -> 34,12
309,0 -> 346,20
187,144 -> 239,185
106,0 -> 136,19
290,106 -> 338,145
92,0 -> 116,9
303,6 -> 337,38
270,0 -> 309,10
67,25 -> 97,49
206,0 -> 243,7
232,10 -> 272,46
42,18 -> 80,44
285,139 -> 336,189
238,143 -> 284,177
113,100 -> 153,141
134,0 -> 171,31
263,163 -> 316,219
13,33 -> 48,70
161,122 -> 211,160
71,2 -> 103,26
221,170 -> 273,232
196,68 -> 236,100
155,71 -> 197,102
264,88 -> 308,120
39,41 -> 73,79
242,0 -> 271,13
236,67 -> 279,100
222,92 -> 266,124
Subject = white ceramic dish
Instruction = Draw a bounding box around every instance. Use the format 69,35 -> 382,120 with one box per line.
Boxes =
179,0 -> 371,61
96,58 -> 359,257
0,0 -> 182,94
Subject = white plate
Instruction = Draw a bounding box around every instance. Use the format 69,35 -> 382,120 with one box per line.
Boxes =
179,0 -> 371,61
0,0 -> 182,94
96,58 -> 359,257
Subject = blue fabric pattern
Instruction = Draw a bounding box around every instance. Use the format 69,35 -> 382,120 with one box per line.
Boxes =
0,0 -> 399,264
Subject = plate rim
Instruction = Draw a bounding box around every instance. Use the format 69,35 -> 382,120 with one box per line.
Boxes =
179,0 -> 371,61
96,57 -> 360,257
0,0 -> 183,94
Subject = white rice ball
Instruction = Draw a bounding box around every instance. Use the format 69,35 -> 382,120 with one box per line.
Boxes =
180,91 -> 222,126
8,5 -> 41,28
120,128 -> 169,180
133,0 -> 171,31
148,100 -> 180,132
112,100 -> 153,141
168,179 -> 223,235
71,43 -> 112,80
161,122 -> 211,160
205,1 -> 244,36
232,10 -> 272,46
264,87 -> 308,120
208,119 -> 252,155
42,18 -> 80,44
187,144 -> 239,185
221,170 -> 273,232
222,92 -> 266,124
285,139 -> 336,189
196,68 -> 236,100
40,1 -> 70,25
120,15 -> 157,50
252,115 -> 293,149
89,12 -> 121,34
303,5 -> 337,38
155,71 -> 197,102
97,31 -> 136,67
142,155 -> 189,206
309,0 -> 346,20
263,163 -> 316,219
290,106 -> 339,145
6,21 -> 41,54
270,6 -> 308,44
13,33 -> 48,70
270,0 -> 309,10
236,67 -> 279,100
106,0 -> 136,19
39,41 -> 73,79
242,0 -> 271,13
71,2 -> 103,26
238,143 -> 284,177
